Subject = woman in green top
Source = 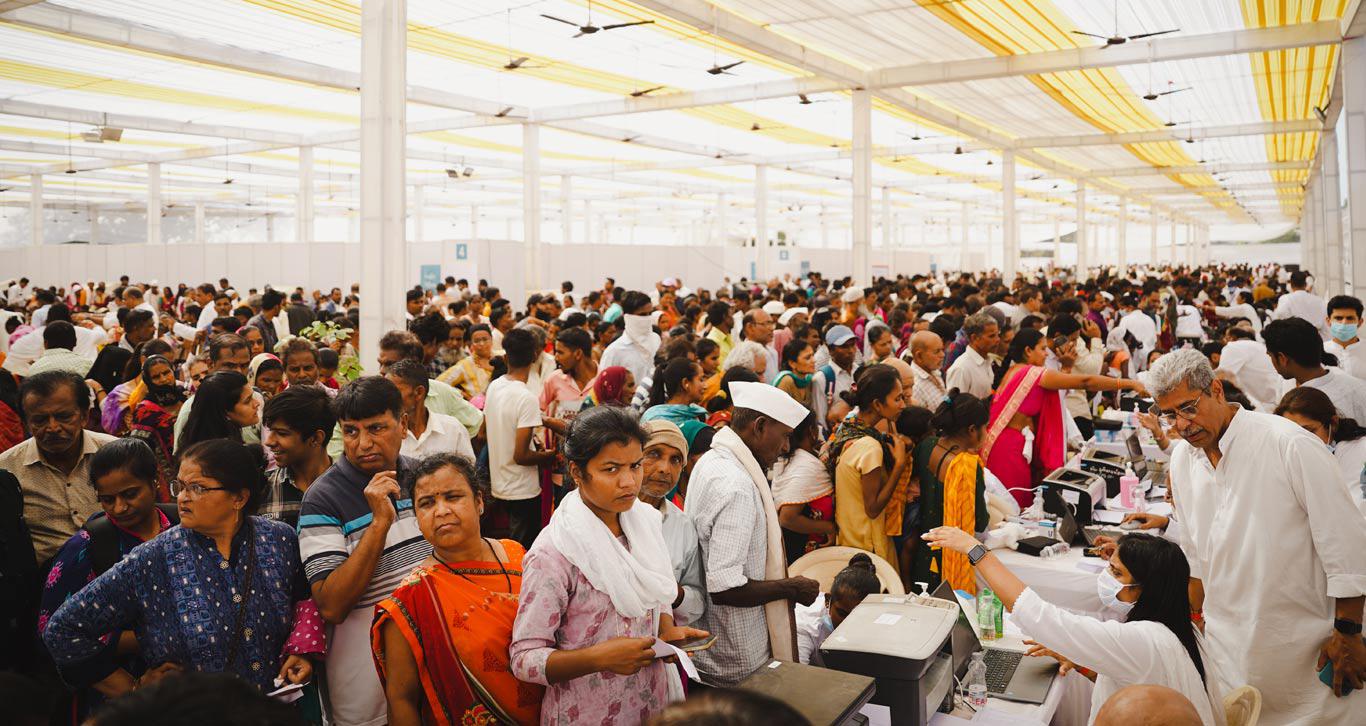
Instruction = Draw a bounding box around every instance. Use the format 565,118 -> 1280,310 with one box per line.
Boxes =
773,339 -> 815,406
910,389 -> 990,594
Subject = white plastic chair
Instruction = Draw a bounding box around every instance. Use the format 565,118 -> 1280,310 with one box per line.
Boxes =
1223,685 -> 1262,726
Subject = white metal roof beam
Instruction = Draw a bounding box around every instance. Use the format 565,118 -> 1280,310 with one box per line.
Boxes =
0,4 -> 527,119
1016,120 -> 1322,149
869,21 -> 1341,89
523,22 -> 1340,123
1091,161 -> 1310,178
0,99 -> 307,145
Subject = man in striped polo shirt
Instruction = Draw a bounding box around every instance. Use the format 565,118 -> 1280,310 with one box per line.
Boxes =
298,376 -> 430,726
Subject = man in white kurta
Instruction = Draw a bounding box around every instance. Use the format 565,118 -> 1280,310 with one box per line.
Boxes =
1151,350 -> 1366,725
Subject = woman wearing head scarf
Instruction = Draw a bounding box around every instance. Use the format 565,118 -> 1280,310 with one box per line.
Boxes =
128,355 -> 189,501
100,340 -> 173,436
585,365 -> 634,408
247,353 -> 284,400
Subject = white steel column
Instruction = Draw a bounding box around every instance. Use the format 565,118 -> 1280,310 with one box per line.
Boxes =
1169,219 -> 1178,263
1075,183 -> 1088,273
1116,196 -> 1127,266
358,0 -> 407,374
1304,181 -> 1320,274
523,123 -> 542,291
960,201 -> 971,262
411,184 -> 424,244
755,164 -> 769,280
851,89 -> 872,282
1002,150 -> 1018,280
715,193 -> 727,246
881,186 -> 893,248
1149,212 -> 1158,265
469,205 -> 478,238
297,146 -> 314,245
1322,130 -> 1343,294
582,199 -> 593,244
560,175 -> 572,245
821,204 -> 830,248
1052,217 -> 1061,268
193,202 -> 205,245
146,162 -> 161,245
1346,33 -> 1366,293
29,173 -> 42,246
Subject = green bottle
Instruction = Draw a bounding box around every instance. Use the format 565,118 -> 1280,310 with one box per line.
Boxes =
992,590 -> 1004,639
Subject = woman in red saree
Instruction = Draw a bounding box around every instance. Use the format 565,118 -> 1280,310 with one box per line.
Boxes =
982,330 -> 1144,508
372,454 -> 543,726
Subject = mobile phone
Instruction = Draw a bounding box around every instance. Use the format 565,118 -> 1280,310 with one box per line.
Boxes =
667,633 -> 718,653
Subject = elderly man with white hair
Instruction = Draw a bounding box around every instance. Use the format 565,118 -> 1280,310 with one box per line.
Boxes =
1149,348 -> 1366,724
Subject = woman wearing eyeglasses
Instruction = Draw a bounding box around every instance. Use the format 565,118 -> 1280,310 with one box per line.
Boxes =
922,526 -> 1226,725
43,439 -> 324,698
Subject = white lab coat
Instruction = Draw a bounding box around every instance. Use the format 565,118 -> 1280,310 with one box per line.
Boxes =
1011,588 -> 1224,726
1169,409 -> 1366,724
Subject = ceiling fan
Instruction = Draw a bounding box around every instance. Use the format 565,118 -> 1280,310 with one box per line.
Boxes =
541,1 -> 654,38
1071,0 -> 1178,48
707,60 -> 744,76
1143,81 -> 1190,101
502,56 -> 547,71
630,86 -> 665,97
797,93 -> 834,105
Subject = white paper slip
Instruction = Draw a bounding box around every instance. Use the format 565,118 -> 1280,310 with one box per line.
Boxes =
1091,508 -> 1126,525
651,638 -> 700,681
268,680 -> 306,703
873,613 -> 902,626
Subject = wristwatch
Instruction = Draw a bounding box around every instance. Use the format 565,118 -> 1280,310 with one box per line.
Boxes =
967,544 -> 988,566
1334,618 -> 1363,636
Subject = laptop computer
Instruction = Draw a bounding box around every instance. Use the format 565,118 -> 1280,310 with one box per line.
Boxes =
1124,429 -> 1149,480
1048,488 -> 1124,547
931,582 -> 1057,704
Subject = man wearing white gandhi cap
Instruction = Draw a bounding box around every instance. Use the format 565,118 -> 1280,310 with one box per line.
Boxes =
685,382 -> 822,686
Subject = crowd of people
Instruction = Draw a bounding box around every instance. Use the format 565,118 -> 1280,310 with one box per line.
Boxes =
0,263 -> 1362,725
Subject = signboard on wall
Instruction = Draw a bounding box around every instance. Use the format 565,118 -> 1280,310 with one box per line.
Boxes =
800,260 -> 810,278
778,249 -> 790,261
420,264 -> 441,291
455,243 -> 468,260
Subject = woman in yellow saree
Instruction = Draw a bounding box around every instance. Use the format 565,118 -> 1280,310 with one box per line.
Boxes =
909,390 -> 990,595
372,453 -> 543,726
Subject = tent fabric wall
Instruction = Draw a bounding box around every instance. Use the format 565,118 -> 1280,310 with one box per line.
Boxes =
1,241 -> 938,301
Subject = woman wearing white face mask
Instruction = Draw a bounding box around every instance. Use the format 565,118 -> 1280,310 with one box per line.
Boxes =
923,527 -> 1225,725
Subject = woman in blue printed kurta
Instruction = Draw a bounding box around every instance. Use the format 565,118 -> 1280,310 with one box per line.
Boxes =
43,440 -> 324,695
38,439 -> 176,724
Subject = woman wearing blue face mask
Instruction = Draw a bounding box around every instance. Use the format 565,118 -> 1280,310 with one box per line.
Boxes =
923,527 -> 1225,725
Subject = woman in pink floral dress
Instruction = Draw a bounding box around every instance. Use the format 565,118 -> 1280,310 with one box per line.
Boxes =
510,406 -> 707,725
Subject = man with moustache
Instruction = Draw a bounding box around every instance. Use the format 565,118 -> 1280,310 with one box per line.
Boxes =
638,419 -> 706,626
0,371 -> 117,564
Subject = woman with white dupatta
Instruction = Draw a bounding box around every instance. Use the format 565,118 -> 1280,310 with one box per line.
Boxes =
511,406 -> 708,725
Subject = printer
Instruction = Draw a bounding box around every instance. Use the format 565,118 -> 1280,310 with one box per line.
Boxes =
1078,446 -> 1129,498
819,594 -> 958,725
1039,466 -> 1106,525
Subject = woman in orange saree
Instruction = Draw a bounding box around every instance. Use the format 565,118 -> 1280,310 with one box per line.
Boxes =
372,454 -> 543,726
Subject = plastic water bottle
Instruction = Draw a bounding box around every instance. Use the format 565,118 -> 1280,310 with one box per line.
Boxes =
978,588 -> 998,641
965,652 -> 989,707
992,591 -> 1004,639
